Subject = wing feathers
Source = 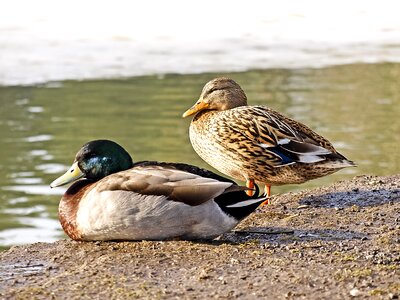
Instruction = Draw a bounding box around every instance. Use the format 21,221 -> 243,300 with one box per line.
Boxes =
279,140 -> 332,156
96,166 -> 236,206
219,106 -> 345,167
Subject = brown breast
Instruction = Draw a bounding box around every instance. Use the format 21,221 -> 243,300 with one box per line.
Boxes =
58,179 -> 94,241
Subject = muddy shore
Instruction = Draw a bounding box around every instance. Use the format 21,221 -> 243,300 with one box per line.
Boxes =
1,174 -> 399,299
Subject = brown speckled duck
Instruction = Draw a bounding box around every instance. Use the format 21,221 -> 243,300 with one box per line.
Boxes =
182,77 -> 355,200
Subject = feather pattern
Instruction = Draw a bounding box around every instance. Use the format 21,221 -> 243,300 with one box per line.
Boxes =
53,143 -> 266,242
95,166 -> 237,206
184,77 -> 355,187
65,164 -> 264,241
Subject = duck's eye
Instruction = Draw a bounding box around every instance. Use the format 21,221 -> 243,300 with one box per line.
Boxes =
206,86 -> 229,96
207,88 -> 217,95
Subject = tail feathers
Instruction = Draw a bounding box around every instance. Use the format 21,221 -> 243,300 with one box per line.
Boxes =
320,159 -> 356,169
269,143 -> 355,169
215,184 -> 266,221
225,197 -> 268,208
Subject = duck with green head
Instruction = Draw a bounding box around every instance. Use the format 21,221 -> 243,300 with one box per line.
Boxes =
50,139 -> 267,241
182,77 -> 355,201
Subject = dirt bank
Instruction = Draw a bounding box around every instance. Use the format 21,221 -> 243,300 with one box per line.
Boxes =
1,174 -> 399,299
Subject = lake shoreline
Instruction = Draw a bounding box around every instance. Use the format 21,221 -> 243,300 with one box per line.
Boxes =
1,174 -> 399,299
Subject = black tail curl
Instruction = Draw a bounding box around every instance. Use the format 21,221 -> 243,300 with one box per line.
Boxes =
215,184 -> 266,220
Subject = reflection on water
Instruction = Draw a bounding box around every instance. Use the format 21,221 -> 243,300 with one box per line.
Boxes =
0,63 -> 399,249
0,217 -> 60,247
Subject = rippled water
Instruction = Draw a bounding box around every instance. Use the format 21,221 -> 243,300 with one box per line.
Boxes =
0,64 -> 399,249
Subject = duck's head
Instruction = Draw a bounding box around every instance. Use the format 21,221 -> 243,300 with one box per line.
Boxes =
182,77 -> 247,118
50,140 -> 133,188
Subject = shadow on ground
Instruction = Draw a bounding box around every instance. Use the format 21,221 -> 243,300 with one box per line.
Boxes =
299,188 -> 400,208
229,226 -> 368,243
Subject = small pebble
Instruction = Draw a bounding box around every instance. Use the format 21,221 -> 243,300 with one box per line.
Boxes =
349,288 -> 361,297
285,291 -> 293,298
297,205 -> 309,209
198,269 -> 211,280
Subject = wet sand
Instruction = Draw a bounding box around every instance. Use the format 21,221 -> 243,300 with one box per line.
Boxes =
1,174 -> 399,299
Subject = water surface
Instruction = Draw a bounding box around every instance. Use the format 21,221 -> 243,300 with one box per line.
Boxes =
0,64 -> 399,249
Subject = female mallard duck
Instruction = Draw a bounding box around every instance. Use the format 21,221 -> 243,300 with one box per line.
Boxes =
50,139 -> 266,241
182,77 -> 355,199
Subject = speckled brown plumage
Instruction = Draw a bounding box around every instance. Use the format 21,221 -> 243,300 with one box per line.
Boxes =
183,77 -> 355,194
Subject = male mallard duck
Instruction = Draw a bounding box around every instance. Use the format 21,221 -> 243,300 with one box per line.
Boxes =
182,77 -> 355,199
50,139 -> 266,241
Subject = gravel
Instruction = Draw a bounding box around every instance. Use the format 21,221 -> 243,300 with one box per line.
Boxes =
1,174 -> 399,299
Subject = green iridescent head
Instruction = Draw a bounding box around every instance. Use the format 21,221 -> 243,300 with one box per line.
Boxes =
50,140 -> 133,188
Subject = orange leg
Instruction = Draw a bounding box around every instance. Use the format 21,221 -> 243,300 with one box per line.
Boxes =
261,184 -> 271,205
265,185 -> 271,197
245,179 -> 255,197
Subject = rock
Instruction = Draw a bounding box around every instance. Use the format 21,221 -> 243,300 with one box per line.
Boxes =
349,288 -> 361,297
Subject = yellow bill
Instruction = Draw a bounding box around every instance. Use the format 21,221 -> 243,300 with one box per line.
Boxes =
182,100 -> 209,118
50,161 -> 84,188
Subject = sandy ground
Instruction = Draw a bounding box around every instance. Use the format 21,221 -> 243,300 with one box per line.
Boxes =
0,174 -> 399,299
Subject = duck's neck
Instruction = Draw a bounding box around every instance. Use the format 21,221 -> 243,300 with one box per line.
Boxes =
192,109 -> 219,124
59,179 -> 93,241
